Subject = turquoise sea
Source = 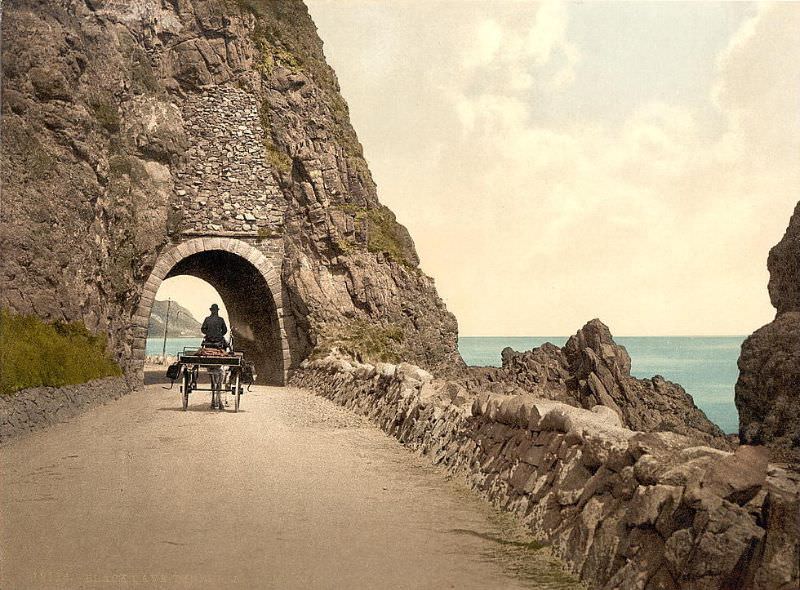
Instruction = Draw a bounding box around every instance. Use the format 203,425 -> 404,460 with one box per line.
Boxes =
146,337 -> 204,358
147,335 -> 743,434
459,336 -> 743,435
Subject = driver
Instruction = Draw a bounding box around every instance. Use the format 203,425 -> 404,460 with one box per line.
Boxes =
201,303 -> 228,350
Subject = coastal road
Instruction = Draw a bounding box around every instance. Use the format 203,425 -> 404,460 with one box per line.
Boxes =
1,372 -> 580,590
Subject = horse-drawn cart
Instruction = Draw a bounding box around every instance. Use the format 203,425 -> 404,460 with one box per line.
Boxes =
171,348 -> 251,412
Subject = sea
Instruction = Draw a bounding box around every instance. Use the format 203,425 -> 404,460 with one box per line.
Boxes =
147,335 -> 743,434
146,337 -> 204,359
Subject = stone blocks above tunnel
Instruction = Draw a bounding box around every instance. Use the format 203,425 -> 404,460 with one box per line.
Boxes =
173,86 -> 287,234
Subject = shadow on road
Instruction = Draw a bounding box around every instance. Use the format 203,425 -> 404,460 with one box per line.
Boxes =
448,529 -> 547,551
144,367 -> 170,386
157,406 -> 247,413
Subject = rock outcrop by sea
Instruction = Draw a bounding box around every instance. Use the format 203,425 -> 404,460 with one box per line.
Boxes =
460,319 -> 728,448
737,201 -> 800,460
147,299 -> 201,338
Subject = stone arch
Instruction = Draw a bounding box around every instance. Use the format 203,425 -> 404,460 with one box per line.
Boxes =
130,238 -> 289,384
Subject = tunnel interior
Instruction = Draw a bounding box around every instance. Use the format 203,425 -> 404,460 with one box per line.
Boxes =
165,250 -> 284,385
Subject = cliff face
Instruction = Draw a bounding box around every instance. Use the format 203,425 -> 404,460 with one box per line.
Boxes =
461,320 -> 728,447
0,0 -> 462,375
737,202 -> 800,455
147,300 -> 201,338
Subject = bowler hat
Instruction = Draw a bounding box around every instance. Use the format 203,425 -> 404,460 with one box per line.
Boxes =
210,304 -> 219,311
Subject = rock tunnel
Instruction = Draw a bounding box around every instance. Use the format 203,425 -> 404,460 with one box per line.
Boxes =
133,238 -> 290,385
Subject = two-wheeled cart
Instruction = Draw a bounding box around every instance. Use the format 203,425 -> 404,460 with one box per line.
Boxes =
176,348 -> 246,412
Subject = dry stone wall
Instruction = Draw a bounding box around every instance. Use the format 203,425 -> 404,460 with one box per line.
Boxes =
292,353 -> 800,590
0,376 -> 134,445
174,86 -> 286,234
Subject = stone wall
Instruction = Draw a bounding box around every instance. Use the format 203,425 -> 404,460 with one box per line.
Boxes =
291,353 -> 800,590
0,376 -> 134,445
174,86 -> 286,234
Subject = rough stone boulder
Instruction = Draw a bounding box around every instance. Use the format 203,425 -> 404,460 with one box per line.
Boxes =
499,342 -> 572,398
767,201 -> 800,313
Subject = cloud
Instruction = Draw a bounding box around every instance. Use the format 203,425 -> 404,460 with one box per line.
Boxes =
458,1 -> 579,93
712,2 -> 800,167
463,18 -> 504,68
307,1 -> 799,335
439,3 -> 797,334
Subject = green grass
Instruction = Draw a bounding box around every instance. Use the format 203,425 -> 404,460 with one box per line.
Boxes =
0,309 -> 122,395
257,99 -> 293,175
364,207 -> 417,266
264,142 -> 293,175
129,47 -> 159,95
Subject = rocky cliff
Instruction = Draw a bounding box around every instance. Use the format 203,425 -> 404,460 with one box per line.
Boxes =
737,202 -> 800,458
460,320 -> 728,447
0,0 -> 462,376
147,299 -> 201,337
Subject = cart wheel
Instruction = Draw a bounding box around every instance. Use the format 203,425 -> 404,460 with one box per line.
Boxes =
182,369 -> 190,411
234,374 -> 241,413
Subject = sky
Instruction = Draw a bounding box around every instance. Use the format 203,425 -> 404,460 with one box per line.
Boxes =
300,0 -> 800,336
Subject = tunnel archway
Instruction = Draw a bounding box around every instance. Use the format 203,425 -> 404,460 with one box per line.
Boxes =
133,238 -> 289,384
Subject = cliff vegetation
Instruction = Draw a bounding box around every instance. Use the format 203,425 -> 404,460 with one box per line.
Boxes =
315,320 -> 405,363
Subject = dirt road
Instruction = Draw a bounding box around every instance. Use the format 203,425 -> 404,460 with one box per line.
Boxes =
1,376 -> 581,589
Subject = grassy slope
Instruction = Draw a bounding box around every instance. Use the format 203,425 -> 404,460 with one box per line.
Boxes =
0,309 -> 122,395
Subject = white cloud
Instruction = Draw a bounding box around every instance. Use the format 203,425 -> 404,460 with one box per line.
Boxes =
458,1 -> 579,93
416,2 -> 799,335
712,2 -> 800,168
307,1 -> 799,335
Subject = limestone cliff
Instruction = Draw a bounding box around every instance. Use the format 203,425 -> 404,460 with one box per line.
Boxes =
460,320 -> 728,447
0,0 -> 462,379
737,202 -> 800,456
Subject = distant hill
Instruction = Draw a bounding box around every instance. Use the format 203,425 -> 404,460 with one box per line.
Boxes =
147,300 -> 202,338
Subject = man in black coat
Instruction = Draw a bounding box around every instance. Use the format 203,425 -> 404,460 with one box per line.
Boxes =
201,304 -> 229,410
201,303 -> 228,349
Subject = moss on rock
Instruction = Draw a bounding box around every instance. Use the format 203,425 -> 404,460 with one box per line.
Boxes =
315,320 -> 405,363
90,96 -> 121,134
334,204 -> 419,267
